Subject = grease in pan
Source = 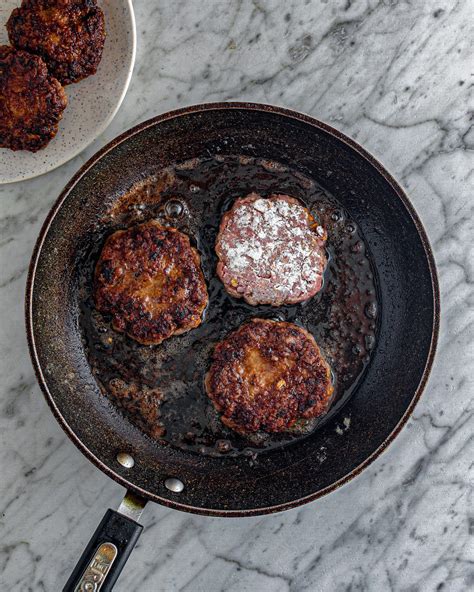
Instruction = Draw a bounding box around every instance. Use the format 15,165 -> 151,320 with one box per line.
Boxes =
80,155 -> 379,455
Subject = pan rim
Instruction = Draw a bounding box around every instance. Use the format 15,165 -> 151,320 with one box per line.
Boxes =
25,101 -> 440,517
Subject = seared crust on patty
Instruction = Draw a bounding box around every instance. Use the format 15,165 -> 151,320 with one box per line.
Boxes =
216,193 -> 327,306
0,45 -> 67,152
205,319 -> 333,434
7,0 -> 106,85
94,221 -> 208,345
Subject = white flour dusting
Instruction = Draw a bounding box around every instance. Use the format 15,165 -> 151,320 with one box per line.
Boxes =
217,194 -> 327,304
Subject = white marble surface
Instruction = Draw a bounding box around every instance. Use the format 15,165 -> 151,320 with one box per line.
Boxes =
1,1 -> 473,590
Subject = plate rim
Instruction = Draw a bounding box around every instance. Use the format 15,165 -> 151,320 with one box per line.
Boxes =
0,0 -> 137,185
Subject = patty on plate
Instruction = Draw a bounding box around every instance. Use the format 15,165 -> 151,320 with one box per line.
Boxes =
0,45 -> 67,152
7,0 -> 106,85
205,319 -> 333,434
216,193 -> 327,306
94,221 -> 208,345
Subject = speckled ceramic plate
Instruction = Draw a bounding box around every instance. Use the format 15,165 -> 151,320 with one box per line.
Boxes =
0,0 -> 136,185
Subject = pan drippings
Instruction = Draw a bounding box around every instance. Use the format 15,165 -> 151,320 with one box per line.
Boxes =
79,155 -> 379,457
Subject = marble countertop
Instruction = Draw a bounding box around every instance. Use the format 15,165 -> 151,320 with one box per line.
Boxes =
1,1 -> 472,591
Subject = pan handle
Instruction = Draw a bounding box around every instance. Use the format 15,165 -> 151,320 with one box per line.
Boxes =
63,491 -> 146,592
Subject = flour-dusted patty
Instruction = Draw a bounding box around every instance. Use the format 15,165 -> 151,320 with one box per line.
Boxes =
0,46 -> 67,152
205,319 -> 333,434
7,0 -> 106,85
216,194 -> 327,306
94,221 -> 208,345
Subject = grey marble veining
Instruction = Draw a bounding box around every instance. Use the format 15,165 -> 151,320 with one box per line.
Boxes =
1,1 -> 473,591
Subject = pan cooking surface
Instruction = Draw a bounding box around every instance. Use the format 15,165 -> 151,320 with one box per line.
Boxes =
27,104 -> 438,513
79,154 -> 379,457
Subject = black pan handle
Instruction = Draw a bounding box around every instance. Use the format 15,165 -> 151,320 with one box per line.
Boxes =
63,492 -> 146,592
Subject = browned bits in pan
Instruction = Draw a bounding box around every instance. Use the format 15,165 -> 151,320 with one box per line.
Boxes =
7,0 -> 106,85
0,45 -> 67,151
94,220 -> 208,346
206,319 -> 334,434
108,378 -> 166,439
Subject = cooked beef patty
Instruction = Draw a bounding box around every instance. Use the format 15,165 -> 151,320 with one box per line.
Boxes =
216,193 -> 327,306
205,319 -> 333,434
7,0 -> 106,85
0,45 -> 67,152
94,221 -> 208,345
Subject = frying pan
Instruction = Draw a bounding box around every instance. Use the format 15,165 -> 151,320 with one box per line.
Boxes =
25,103 -> 439,591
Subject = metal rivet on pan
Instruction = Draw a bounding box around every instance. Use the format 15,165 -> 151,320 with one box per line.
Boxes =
116,452 -> 135,468
165,477 -> 184,493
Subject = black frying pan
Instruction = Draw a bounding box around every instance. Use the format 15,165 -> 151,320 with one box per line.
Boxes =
26,103 -> 439,591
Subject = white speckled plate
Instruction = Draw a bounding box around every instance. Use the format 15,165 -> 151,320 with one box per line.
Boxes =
0,0 -> 136,184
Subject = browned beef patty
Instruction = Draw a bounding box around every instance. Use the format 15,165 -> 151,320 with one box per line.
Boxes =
0,45 -> 67,152
205,319 -> 333,434
94,221 -> 208,345
216,193 -> 327,306
7,0 -> 106,85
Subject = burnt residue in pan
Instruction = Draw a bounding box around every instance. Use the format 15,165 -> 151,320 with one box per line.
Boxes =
78,155 -> 379,458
